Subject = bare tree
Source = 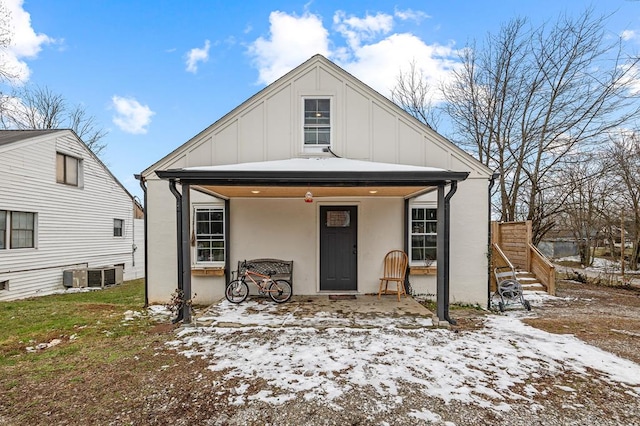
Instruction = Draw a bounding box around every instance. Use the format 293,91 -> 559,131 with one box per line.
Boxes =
391,60 -> 440,130
442,9 -> 640,243
0,2 -> 16,82
555,153 -> 612,266
606,131 -> 640,270
1,85 -> 108,156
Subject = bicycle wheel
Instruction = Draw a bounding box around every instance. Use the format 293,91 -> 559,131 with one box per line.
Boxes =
225,280 -> 249,303
269,279 -> 292,303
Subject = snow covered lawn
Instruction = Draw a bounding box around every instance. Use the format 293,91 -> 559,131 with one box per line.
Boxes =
166,298 -> 640,415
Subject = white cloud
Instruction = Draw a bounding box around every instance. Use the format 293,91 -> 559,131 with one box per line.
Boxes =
248,11 -> 330,85
394,8 -> 430,23
111,96 -> 154,134
0,0 -> 54,83
339,34 -> 459,101
621,30 -> 636,41
247,9 -> 459,100
333,11 -> 394,50
185,40 -> 211,73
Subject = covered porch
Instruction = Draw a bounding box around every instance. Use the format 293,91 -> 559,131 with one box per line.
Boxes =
155,157 -> 468,324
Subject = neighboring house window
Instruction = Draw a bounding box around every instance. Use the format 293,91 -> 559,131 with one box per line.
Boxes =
410,207 -> 437,265
195,206 -> 225,263
0,280 -> 7,291
113,219 -> 124,237
0,210 -> 5,249
11,211 -> 36,249
56,152 -> 79,186
303,98 -> 331,147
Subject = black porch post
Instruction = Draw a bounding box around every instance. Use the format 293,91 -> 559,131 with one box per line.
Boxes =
436,182 -> 457,325
180,183 -> 192,323
436,185 -> 446,322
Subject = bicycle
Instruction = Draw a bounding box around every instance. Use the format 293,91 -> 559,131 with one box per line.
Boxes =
225,260 -> 292,303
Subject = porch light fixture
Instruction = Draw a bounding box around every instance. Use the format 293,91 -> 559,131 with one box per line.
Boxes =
369,190 -> 378,194
304,191 -> 313,203
251,190 -> 261,194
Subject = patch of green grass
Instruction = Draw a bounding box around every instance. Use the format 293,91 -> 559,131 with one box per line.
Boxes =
0,279 -> 148,367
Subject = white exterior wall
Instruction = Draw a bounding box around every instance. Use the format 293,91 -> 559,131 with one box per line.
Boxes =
143,56 -> 493,305
409,177 -> 489,305
0,131 -> 141,301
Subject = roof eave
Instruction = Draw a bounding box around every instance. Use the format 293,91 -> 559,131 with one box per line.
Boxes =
155,169 -> 469,186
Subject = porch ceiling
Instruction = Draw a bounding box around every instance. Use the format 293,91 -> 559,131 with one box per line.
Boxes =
196,185 -> 435,199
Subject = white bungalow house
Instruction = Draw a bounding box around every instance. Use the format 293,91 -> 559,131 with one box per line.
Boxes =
0,129 -> 145,301
139,55 -> 494,323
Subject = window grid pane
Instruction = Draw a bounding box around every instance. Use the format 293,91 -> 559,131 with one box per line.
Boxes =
10,212 -> 35,249
56,153 -> 79,186
0,210 -> 5,249
114,219 -> 124,237
304,98 -> 330,146
195,207 -> 225,262
410,207 -> 437,263
66,156 -> 78,185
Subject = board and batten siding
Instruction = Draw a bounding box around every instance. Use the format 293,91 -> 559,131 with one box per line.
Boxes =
142,55 -> 493,305
0,131 -> 142,301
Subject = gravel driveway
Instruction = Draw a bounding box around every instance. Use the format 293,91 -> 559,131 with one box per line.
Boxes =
160,281 -> 640,426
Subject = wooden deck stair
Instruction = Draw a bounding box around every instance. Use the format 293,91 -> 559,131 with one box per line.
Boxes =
491,221 -> 556,296
514,271 -> 546,292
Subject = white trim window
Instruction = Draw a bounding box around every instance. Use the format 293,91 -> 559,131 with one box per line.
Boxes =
410,206 -> 437,265
0,210 -> 6,249
194,206 -> 225,264
303,98 -> 331,148
56,152 -> 80,186
10,211 -> 36,249
113,219 -> 124,237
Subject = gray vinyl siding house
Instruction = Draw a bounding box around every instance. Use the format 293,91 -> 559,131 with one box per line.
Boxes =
0,129 -> 144,301
140,55 -> 493,322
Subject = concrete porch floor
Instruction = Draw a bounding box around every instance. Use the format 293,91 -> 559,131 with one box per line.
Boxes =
193,294 -> 437,329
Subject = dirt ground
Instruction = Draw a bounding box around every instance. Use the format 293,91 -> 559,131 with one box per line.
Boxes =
1,279 -> 640,425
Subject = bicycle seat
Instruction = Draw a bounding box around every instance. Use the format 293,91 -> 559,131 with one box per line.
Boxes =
266,270 -> 277,276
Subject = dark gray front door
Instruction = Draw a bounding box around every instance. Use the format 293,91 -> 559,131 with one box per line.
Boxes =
320,206 -> 357,291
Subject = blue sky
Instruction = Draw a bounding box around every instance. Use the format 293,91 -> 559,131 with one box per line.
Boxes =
3,0 -> 640,199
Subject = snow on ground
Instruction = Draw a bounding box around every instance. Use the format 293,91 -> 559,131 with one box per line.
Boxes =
166,299 -> 640,413
557,255 -> 640,274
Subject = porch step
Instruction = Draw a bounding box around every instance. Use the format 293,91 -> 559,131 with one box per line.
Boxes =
515,271 -> 547,292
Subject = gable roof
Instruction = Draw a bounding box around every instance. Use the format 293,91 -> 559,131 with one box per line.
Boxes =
143,54 -> 492,177
0,129 -> 60,147
0,129 -> 140,205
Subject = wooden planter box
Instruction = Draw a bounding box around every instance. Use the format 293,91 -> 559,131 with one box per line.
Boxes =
409,266 -> 437,275
191,267 -> 225,277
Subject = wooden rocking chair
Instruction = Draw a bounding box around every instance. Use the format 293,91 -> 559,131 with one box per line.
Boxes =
377,250 -> 409,301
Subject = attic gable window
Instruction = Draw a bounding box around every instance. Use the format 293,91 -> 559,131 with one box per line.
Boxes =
56,152 -> 79,186
303,98 -> 331,147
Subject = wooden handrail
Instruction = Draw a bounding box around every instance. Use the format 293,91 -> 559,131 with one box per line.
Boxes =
492,243 -> 515,270
491,243 -> 515,291
528,243 -> 556,296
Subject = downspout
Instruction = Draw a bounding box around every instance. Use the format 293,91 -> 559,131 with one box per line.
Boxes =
487,172 -> 500,310
134,174 -> 149,307
168,179 -> 184,324
180,183 -> 192,324
437,182 -> 458,325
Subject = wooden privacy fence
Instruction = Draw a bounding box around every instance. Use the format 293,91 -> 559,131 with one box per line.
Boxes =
491,221 -> 556,295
